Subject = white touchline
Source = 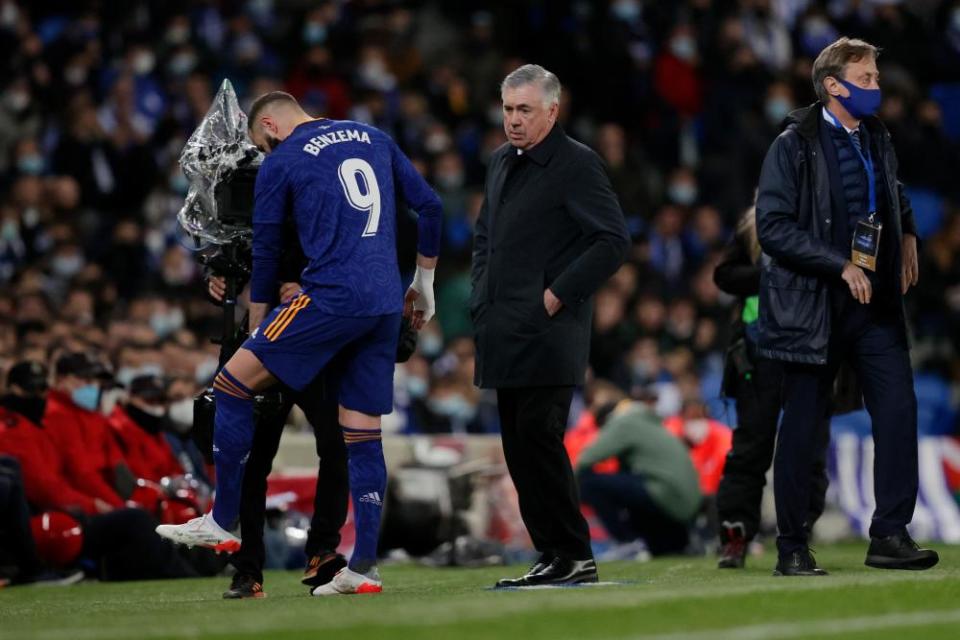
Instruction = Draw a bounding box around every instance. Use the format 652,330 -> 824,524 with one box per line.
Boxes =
631,608 -> 960,640
18,573 -> 958,640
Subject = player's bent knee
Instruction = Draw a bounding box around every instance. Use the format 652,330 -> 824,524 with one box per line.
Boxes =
222,348 -> 276,393
339,405 -> 381,429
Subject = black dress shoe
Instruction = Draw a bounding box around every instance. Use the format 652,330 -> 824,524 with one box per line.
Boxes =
773,549 -> 828,577
524,557 -> 598,586
495,553 -> 555,588
865,533 -> 939,570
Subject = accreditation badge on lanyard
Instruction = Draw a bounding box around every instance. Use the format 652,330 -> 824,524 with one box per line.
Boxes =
852,215 -> 882,271
826,109 -> 882,271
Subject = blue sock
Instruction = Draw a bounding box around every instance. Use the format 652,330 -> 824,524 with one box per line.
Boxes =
343,426 -> 386,573
211,369 -> 255,530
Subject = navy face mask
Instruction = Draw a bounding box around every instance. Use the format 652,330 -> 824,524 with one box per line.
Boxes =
835,77 -> 881,119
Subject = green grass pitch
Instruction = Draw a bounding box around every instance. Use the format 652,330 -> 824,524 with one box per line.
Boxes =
3,543 -> 960,640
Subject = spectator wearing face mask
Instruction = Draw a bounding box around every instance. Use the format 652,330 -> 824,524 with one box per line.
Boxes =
43,352 -> 135,498
654,24 -> 703,119
663,400 -> 732,498
0,361 -> 206,581
107,375 -> 183,483
0,360 -> 122,514
162,377 -> 212,487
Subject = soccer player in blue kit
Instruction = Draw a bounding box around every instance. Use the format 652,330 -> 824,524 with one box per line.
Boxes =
157,92 -> 442,595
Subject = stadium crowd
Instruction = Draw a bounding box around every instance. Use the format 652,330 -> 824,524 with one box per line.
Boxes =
2,0 -> 960,579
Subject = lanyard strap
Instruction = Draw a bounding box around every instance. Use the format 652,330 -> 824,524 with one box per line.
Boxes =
823,108 -> 877,217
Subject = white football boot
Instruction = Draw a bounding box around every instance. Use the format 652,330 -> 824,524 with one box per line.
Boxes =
311,567 -> 382,596
155,513 -> 241,554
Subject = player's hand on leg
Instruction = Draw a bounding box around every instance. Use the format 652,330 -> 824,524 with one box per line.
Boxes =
279,282 -> 301,304
208,276 -> 226,302
249,302 -> 269,335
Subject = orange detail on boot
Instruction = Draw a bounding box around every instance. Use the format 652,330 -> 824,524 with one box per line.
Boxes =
355,582 -> 383,594
213,539 -> 242,554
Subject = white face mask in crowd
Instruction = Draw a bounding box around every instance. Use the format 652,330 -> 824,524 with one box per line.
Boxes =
194,357 -> 218,385
167,398 -> 195,434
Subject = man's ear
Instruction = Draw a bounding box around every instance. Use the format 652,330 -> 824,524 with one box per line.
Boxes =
824,76 -> 847,99
259,114 -> 277,136
548,101 -> 559,123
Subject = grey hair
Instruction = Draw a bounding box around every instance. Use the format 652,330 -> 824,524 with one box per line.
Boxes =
500,64 -> 561,107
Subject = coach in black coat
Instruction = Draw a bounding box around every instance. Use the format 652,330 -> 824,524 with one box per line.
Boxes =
471,64 -> 629,588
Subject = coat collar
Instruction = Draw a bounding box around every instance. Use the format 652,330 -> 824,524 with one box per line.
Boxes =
513,123 -> 564,166
788,103 -> 889,142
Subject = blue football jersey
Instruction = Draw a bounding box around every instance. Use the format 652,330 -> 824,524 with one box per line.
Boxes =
250,119 -> 441,317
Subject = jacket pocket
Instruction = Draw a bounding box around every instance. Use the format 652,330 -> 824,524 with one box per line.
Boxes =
764,263 -> 819,291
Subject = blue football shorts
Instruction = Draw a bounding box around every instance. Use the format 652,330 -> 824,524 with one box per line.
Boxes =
243,291 -> 401,415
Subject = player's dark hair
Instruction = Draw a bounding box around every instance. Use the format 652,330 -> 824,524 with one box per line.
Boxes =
247,91 -> 299,130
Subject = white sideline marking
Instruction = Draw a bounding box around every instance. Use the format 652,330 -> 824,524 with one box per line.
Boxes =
10,573 -> 956,639
633,608 -> 960,640
495,580 -> 627,590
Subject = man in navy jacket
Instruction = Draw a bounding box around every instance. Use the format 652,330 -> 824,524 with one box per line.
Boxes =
755,37 -> 938,576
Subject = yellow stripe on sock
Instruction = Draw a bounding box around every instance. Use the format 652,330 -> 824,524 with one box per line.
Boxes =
215,374 -> 251,399
214,380 -> 249,400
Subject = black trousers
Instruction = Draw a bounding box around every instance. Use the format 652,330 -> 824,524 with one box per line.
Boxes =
0,456 -> 41,583
85,508 -> 200,580
0,456 -> 202,582
497,386 -> 592,559
231,379 -> 348,583
716,358 -> 829,540
579,470 -> 690,556
775,300 -> 917,556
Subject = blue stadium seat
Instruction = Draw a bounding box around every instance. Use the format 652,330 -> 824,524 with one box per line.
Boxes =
903,187 -> 944,239
930,83 -> 960,142
915,372 -> 957,437
831,409 -> 872,438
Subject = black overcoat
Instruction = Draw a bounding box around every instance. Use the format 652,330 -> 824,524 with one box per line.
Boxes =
470,125 -> 629,388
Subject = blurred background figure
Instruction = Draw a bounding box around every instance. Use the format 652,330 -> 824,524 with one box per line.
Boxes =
576,383 -> 702,558
711,205 -> 829,569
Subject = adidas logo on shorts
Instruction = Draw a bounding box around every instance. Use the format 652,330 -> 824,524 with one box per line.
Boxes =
359,492 -> 382,506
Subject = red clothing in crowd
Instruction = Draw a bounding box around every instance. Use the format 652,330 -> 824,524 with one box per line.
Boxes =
0,407 -> 124,514
663,416 -> 732,496
564,412 -> 620,474
285,69 -> 352,120
653,53 -> 703,118
43,390 -> 127,489
107,406 -> 183,482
